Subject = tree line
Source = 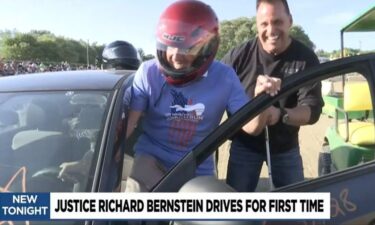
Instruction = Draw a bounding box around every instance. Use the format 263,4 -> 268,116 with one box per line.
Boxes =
0,17 -> 370,65
0,30 -> 154,66
0,30 -> 101,66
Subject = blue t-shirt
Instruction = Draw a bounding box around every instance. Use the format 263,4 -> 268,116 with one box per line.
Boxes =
130,59 -> 249,175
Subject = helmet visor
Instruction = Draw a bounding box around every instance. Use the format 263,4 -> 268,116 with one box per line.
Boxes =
156,18 -> 215,50
156,40 -> 208,57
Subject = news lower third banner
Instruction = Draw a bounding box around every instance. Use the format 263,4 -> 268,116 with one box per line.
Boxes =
0,192 -> 330,221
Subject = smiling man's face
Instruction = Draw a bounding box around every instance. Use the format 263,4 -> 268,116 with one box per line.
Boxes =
256,0 -> 292,55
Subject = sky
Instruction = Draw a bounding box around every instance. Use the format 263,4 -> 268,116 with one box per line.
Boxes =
0,0 -> 374,56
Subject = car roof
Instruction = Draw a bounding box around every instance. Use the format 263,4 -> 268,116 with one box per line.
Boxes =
0,70 -> 126,92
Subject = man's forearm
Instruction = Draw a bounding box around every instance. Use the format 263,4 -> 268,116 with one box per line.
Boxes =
284,105 -> 311,126
242,109 -> 269,135
126,110 -> 142,139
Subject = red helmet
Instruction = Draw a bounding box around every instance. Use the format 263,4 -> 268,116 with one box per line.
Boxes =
156,0 -> 219,85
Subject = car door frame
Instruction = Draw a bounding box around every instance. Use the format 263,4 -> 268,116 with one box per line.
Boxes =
91,73 -> 134,194
152,53 -> 375,193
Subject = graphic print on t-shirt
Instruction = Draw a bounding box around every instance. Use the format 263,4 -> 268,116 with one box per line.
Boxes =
166,89 -> 205,149
281,61 -> 306,76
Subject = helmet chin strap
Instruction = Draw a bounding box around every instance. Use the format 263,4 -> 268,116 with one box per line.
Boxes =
164,71 -> 200,85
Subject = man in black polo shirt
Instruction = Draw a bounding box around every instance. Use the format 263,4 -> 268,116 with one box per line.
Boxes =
222,0 -> 324,192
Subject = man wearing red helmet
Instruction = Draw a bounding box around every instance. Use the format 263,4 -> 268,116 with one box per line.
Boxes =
124,0 -> 281,192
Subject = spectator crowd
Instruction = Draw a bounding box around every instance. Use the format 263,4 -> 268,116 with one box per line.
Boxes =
0,59 -> 96,76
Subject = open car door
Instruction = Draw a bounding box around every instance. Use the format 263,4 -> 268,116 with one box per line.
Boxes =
148,54 -> 375,225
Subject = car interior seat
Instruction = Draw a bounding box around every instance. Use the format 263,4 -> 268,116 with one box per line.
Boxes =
11,130 -> 71,175
29,99 -> 64,131
11,100 -> 75,176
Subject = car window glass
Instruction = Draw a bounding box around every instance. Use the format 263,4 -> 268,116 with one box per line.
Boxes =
122,65 -> 375,193
315,73 -> 374,177
0,91 -> 110,193
215,72 -> 375,191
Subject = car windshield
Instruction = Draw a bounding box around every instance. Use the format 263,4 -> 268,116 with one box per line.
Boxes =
0,91 -> 110,193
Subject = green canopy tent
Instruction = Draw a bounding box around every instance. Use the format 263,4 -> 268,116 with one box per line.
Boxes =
340,5 -> 375,57
339,5 -> 375,90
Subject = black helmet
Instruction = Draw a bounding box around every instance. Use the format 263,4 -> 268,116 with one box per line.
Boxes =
101,40 -> 141,70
